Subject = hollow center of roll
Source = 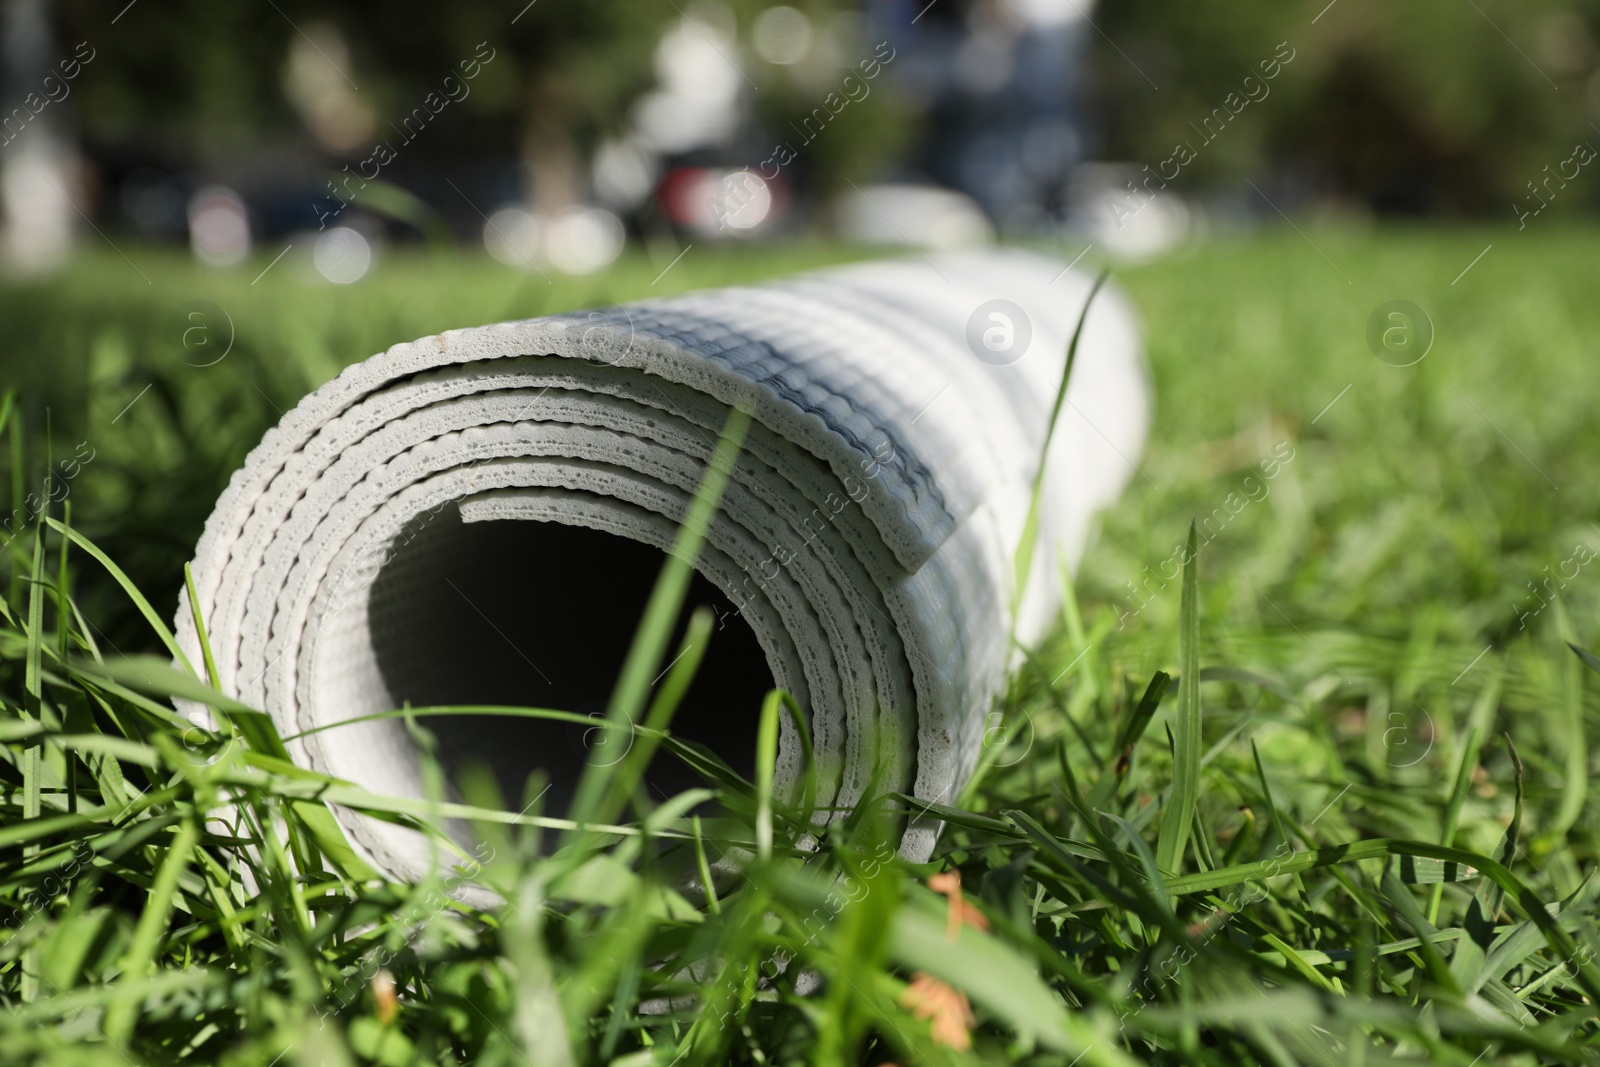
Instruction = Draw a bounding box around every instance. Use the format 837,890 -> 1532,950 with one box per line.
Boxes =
366,509 -> 773,816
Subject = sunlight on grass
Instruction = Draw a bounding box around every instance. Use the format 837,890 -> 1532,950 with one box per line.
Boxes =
2,228 -> 1599,1064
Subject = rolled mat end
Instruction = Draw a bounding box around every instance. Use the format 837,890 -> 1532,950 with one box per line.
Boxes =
176,249 -> 1150,880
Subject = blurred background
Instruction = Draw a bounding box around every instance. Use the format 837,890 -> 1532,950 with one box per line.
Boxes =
3,0 -> 1599,651
7,0 -> 1598,273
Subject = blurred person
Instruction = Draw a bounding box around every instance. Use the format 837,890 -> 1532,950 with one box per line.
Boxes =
880,0 -> 1092,231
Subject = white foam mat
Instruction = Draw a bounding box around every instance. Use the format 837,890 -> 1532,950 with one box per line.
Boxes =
176,249 -> 1149,878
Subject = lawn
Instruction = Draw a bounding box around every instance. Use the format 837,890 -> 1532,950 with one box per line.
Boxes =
2,225 -> 1599,1065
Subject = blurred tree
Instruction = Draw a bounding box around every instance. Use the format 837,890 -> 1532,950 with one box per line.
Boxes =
736,2 -> 913,195
52,0 -> 674,208
309,0 -> 672,212
53,0 -> 906,222
53,1 -> 295,161
1091,0 -> 1600,214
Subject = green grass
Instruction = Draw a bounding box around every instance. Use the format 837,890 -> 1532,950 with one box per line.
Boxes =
4,226 -> 1600,1064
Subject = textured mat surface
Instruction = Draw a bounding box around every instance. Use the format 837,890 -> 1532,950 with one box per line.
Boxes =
176,249 -> 1149,878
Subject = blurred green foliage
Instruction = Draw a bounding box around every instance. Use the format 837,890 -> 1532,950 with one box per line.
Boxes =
1094,0 -> 1600,213
44,0 -> 1600,214
49,0 -> 901,198
53,0 -> 668,156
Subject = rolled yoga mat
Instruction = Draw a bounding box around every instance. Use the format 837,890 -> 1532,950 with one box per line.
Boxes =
176,249 -> 1149,880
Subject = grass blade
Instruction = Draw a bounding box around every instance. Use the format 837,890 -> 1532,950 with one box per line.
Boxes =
889,885 -> 1137,1063
755,688 -> 781,860
104,817 -> 199,1043
1550,597 -> 1585,839
591,604 -> 715,828
1429,659 -> 1501,923
45,517 -> 196,676
1011,268 -> 1110,622
565,407 -> 750,839
1156,521 -> 1201,876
